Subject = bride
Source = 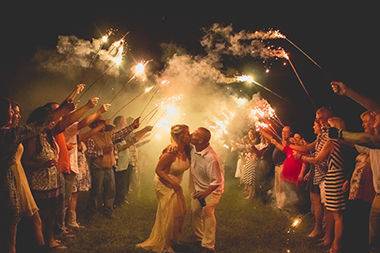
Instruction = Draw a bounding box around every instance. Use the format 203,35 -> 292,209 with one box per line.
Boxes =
137,124 -> 191,253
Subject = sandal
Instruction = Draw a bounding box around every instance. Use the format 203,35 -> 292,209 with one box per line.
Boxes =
49,239 -> 67,249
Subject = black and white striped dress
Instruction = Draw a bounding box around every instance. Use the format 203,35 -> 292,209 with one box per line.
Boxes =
324,139 -> 346,211
313,132 -> 329,186
242,152 -> 257,186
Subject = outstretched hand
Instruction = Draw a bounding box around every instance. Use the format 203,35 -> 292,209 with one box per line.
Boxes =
331,81 -> 348,96
98,103 -> 111,114
131,117 -> 140,129
87,97 -> 99,109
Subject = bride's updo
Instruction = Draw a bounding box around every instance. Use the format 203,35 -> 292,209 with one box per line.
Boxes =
162,124 -> 191,157
171,124 -> 189,141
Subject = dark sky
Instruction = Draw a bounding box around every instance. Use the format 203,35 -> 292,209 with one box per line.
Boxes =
0,1 -> 378,138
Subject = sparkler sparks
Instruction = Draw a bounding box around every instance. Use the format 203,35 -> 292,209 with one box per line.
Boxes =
144,86 -> 154,93
291,217 -> 302,228
233,96 -> 249,107
235,74 -> 286,101
236,75 -> 254,83
101,35 -> 109,44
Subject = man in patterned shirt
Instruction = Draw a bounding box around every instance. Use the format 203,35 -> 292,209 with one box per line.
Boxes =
86,117 -> 140,217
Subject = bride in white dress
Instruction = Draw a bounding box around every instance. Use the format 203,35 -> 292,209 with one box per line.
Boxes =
137,124 -> 191,253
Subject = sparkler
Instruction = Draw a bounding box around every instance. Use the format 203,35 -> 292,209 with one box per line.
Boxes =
139,87 -> 160,117
127,60 -> 152,83
79,60 -> 119,99
284,37 -> 322,69
233,96 -> 249,107
235,75 -> 287,101
110,87 -> 156,118
286,57 -> 315,108
291,217 -> 302,228
79,35 -> 126,100
141,105 -> 160,123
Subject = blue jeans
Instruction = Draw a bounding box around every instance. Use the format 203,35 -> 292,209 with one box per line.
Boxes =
114,164 -> 133,206
89,166 -> 115,214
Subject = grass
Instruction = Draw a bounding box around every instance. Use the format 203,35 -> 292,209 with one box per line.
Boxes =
61,167 -> 322,253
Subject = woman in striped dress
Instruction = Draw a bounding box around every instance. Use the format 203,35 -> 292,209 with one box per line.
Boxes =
299,117 -> 352,253
241,129 -> 266,200
241,132 -> 258,199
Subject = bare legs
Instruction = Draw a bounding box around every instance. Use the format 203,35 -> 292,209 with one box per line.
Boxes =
308,191 -> 323,238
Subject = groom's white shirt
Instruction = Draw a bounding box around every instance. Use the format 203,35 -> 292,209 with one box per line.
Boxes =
190,145 -> 224,194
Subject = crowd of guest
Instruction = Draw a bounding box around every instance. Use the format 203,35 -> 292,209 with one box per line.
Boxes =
231,81 -> 380,253
0,84 -> 152,252
2,80 -> 380,253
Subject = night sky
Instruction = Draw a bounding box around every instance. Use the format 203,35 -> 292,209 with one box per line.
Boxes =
1,2 -> 378,139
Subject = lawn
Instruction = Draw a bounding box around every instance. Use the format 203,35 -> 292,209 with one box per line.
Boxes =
61,167 -> 322,253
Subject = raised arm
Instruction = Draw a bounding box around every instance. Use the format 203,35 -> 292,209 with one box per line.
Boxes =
260,130 -> 284,151
66,83 -> 86,102
289,140 -> 316,153
341,131 -> 380,149
112,117 -> 140,144
53,97 -> 99,135
331,81 -> 380,111
77,103 -> 110,130
300,140 -> 333,164
115,126 -> 153,152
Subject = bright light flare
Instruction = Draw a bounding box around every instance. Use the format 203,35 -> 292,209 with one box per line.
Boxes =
223,144 -> 230,150
134,63 -> 145,75
233,96 -> 248,107
101,35 -> 109,44
291,217 -> 302,228
236,75 -> 254,83
113,54 -> 123,66
255,121 -> 269,131
144,86 -> 154,93
160,80 -> 170,86
164,104 -> 179,117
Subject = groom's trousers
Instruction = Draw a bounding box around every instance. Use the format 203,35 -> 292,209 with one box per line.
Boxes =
191,193 -> 222,250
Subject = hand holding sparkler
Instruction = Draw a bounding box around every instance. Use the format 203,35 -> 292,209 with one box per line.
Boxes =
131,117 -> 140,129
86,97 -> 99,109
331,81 -> 348,96
98,103 -> 111,114
67,83 -> 86,101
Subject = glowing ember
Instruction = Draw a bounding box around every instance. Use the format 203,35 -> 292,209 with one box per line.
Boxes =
144,86 -> 154,93
160,79 -> 170,86
134,63 -> 145,75
233,97 -> 248,107
113,54 -> 123,66
291,217 -> 302,228
101,35 -> 109,44
236,75 -> 254,83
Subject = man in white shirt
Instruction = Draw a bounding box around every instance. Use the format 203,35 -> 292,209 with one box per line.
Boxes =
190,127 -> 224,253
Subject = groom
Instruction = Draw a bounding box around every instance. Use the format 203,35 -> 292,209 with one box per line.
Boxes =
190,127 -> 224,253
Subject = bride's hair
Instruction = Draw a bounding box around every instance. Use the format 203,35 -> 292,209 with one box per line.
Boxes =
161,124 -> 191,158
